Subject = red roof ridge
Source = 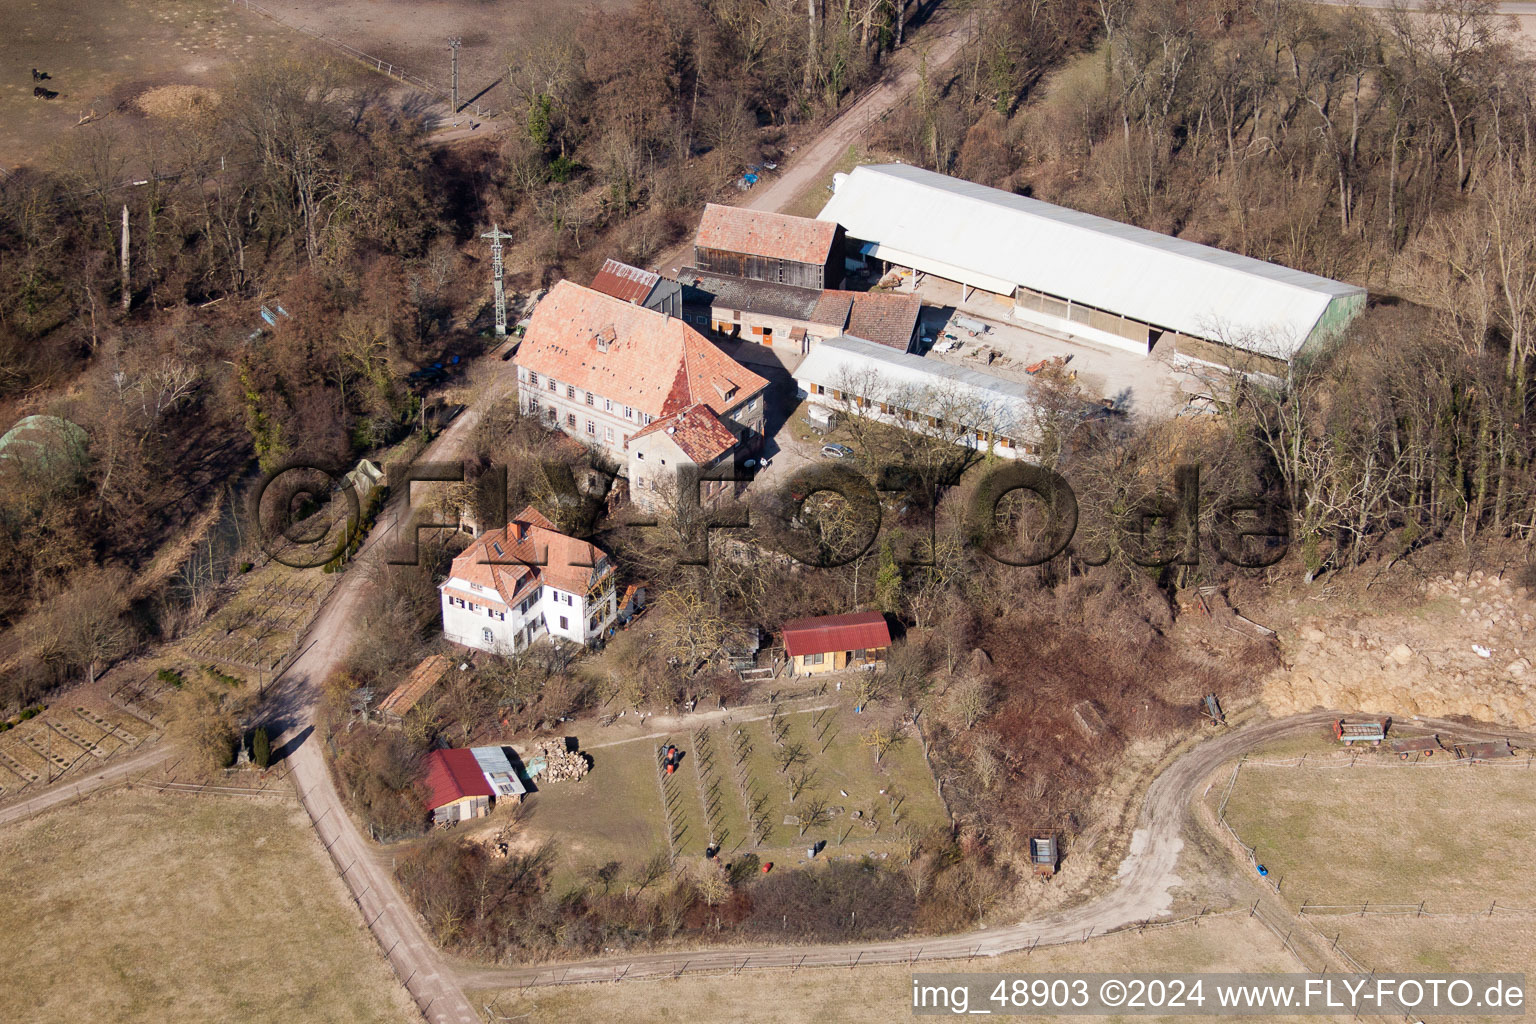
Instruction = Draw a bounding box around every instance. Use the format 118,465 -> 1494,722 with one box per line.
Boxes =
781,610 -> 891,658
423,748 -> 495,809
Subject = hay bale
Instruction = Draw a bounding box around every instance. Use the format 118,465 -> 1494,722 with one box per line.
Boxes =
136,85 -> 221,125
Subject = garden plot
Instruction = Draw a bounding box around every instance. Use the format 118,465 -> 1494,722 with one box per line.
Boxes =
718,702 -> 947,859
517,701 -> 949,881
0,694 -> 158,799
181,566 -> 333,677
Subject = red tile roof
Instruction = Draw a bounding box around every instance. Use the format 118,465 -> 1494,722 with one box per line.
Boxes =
590,258 -> 660,304
844,291 -> 921,350
423,748 -> 494,809
627,403 -> 740,463
781,611 -> 891,657
446,504 -> 613,605
694,204 -> 838,266
518,281 -> 768,421
809,290 -> 856,330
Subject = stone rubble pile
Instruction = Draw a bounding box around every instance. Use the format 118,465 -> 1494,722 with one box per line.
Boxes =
1263,571 -> 1535,729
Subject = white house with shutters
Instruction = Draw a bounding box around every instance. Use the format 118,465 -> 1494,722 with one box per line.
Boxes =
439,505 -> 622,654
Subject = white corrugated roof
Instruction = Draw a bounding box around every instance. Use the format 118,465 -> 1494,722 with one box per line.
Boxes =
819,165 -> 1365,358
471,745 -> 527,797
795,336 -> 1036,436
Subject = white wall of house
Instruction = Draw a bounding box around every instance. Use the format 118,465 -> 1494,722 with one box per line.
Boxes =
797,382 -> 1028,461
514,367 -> 766,474
627,433 -> 740,511
441,576 -> 620,655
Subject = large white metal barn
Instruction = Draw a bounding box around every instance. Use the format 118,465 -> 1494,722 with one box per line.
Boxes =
818,164 -> 1367,370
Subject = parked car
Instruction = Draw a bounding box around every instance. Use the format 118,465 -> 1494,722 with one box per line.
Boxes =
820,443 -> 853,459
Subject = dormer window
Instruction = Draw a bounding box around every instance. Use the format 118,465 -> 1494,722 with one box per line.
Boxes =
594,325 -> 616,352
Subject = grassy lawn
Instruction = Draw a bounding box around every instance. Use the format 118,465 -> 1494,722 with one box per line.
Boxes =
471,914 -> 1341,1024
0,790 -> 410,1024
1325,916 -> 1536,978
1221,764 -> 1536,911
694,725 -> 753,857
518,736 -> 669,879
726,702 -> 946,856
518,700 -> 948,878
0,0 -> 303,166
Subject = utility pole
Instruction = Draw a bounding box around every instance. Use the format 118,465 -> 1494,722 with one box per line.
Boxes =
120,204 -> 131,311
449,38 -> 462,113
480,223 -> 514,336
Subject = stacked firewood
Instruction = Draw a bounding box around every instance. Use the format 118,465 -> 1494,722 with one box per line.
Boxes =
534,739 -> 590,782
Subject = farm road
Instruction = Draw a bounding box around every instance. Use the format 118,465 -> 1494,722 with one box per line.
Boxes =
458,709 -> 1535,989
453,710 -> 1344,989
256,354 -> 523,1024
0,745 -> 171,828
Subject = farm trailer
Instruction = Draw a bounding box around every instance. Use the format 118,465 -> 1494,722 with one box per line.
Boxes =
1333,717 -> 1390,745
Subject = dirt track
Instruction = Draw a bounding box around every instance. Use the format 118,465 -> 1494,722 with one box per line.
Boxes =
453,710 -> 1345,988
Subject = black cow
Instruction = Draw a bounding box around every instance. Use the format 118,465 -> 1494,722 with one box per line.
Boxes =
31,68 -> 51,82
34,86 -> 58,100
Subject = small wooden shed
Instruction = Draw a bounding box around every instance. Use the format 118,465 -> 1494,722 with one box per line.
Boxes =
1030,836 -> 1058,876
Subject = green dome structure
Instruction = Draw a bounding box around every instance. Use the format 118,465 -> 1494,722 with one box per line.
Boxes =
0,415 -> 88,479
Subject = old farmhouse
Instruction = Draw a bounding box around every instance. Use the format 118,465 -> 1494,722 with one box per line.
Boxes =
692,204 -> 843,289
439,504 -> 621,654
679,269 -> 922,355
818,164 -> 1366,374
515,281 -> 770,506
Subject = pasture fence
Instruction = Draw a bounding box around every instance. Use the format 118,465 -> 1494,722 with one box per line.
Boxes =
227,0 -> 492,119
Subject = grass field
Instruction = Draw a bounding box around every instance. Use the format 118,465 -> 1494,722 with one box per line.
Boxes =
517,700 -> 948,879
1325,915 -> 1536,977
0,789 -> 412,1024
0,0 -> 303,166
1221,763 -> 1536,911
470,914 -> 1349,1024
519,738 -> 671,877
780,144 -> 872,220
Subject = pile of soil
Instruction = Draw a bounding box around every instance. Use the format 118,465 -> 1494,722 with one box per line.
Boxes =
1263,571 -> 1536,728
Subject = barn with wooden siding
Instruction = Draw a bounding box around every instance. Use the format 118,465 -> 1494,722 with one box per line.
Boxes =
692,205 -> 843,290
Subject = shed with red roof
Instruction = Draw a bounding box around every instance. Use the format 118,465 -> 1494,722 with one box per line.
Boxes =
423,748 -> 496,824
781,611 -> 891,675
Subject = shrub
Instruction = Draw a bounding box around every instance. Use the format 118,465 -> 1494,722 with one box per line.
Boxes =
252,726 -> 271,769
157,668 -> 185,688
18,706 -> 43,721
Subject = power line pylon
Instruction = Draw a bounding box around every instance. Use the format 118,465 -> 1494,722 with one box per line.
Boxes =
481,223 -> 514,336
449,38 -> 462,113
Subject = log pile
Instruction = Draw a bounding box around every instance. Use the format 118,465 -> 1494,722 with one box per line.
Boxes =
534,739 -> 590,782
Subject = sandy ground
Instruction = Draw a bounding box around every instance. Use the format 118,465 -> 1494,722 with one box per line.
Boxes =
250,0 -> 628,117
0,0 -> 303,167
